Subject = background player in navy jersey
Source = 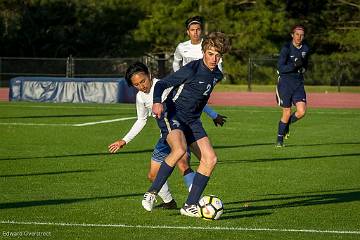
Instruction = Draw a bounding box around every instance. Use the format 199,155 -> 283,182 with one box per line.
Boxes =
173,16 -> 227,127
276,24 -> 310,147
142,32 -> 230,217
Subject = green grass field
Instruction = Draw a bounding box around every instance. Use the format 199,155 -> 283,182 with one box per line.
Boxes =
0,102 -> 359,240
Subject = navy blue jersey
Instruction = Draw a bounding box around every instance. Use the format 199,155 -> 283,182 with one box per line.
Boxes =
153,59 -> 223,124
278,41 -> 310,89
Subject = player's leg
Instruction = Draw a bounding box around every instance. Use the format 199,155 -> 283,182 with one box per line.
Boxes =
176,147 -> 195,191
149,161 -> 177,209
142,129 -> 187,211
276,83 -> 292,147
149,141 -> 177,209
181,136 -> 217,217
285,87 -> 307,139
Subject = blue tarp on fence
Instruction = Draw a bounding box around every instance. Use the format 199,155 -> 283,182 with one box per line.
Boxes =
9,77 -> 136,103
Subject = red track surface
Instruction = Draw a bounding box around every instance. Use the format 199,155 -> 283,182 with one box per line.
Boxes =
208,92 -> 360,108
1,87 -> 360,108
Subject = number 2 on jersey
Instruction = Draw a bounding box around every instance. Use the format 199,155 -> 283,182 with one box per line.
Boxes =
203,84 -> 212,96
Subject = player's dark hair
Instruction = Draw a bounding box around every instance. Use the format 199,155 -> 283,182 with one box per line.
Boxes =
125,62 -> 149,86
185,16 -> 204,29
202,32 -> 231,55
291,24 -> 305,33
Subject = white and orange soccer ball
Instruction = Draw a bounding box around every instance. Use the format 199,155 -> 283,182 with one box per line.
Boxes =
197,195 -> 224,220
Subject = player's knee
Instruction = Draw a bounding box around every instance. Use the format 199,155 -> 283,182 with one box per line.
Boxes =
297,109 -> 306,118
147,172 -> 156,182
204,155 -> 217,169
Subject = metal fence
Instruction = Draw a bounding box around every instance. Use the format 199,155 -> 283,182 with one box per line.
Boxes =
0,55 -> 172,87
1,56 -> 359,91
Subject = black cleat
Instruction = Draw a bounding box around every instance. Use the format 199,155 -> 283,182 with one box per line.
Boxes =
156,199 -> 177,209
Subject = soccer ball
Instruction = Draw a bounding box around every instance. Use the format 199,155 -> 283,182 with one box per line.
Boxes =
197,195 -> 224,220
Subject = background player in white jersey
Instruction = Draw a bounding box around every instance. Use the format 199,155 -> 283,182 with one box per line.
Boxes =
173,16 -> 227,126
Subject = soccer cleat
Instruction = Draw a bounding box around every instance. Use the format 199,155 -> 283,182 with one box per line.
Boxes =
142,192 -> 157,211
284,132 -> 290,139
275,141 -> 285,147
284,127 -> 290,139
180,204 -> 200,218
156,199 -> 177,209
284,124 -> 290,139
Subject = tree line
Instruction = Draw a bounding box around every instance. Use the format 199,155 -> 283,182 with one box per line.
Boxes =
0,0 -> 359,84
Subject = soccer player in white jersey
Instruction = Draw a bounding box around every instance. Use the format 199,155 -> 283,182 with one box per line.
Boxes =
173,16 -> 226,125
108,62 -> 189,209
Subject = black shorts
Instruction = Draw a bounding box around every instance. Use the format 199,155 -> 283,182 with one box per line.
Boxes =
276,78 -> 306,108
156,111 -> 207,145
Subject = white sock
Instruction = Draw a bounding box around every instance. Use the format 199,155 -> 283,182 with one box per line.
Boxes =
157,181 -> 173,203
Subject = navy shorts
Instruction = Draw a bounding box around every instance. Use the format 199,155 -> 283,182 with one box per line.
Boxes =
276,79 -> 306,108
151,138 -> 191,163
156,111 -> 207,145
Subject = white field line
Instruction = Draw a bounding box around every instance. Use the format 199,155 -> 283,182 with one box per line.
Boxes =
0,117 -> 136,127
0,123 -> 73,126
72,117 -> 136,126
1,220 -> 359,235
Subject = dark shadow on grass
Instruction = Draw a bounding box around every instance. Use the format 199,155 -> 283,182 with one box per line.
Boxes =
262,187 -> 360,197
213,143 -> 275,149
216,152 -> 360,164
214,141 -> 360,150
223,189 -> 360,215
0,193 -> 143,209
0,149 -> 154,161
0,113 -> 123,119
0,169 -> 96,178
221,212 -> 272,220
285,141 -> 360,148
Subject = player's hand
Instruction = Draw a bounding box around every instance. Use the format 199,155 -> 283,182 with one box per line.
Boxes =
152,103 -> 163,119
298,67 -> 306,74
108,140 -> 126,153
294,57 -> 303,68
213,114 -> 227,127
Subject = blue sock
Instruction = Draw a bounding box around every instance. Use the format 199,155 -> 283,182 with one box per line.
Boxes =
277,121 -> 287,142
148,162 -> 174,193
183,168 -> 195,190
185,172 -> 209,205
289,113 -> 299,124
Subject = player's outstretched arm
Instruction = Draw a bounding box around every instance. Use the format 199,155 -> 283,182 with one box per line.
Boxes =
108,139 -> 126,153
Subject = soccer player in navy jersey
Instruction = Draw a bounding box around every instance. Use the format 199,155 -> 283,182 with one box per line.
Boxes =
142,32 -> 231,217
276,24 -> 310,147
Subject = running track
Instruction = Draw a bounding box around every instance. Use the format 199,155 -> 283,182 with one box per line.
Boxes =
1,88 -> 360,108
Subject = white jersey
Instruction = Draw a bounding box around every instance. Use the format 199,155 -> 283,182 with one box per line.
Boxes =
173,39 -> 223,72
173,40 -> 203,72
122,78 -> 170,144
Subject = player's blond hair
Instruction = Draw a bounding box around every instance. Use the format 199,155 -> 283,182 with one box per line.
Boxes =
202,32 -> 230,55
